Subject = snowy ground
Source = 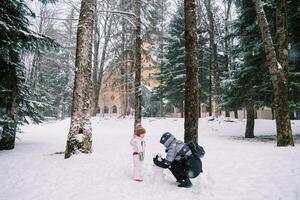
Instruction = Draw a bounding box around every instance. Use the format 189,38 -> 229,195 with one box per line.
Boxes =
1,117 -> 300,200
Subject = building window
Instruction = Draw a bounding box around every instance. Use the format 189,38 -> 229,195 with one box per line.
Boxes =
96,107 -> 100,114
112,105 -> 117,113
104,106 -> 109,114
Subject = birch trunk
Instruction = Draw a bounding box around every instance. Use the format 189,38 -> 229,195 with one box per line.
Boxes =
133,0 -> 142,129
252,0 -> 294,146
184,0 -> 199,143
65,0 -> 95,159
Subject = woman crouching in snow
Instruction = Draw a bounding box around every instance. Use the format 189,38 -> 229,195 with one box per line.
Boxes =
130,124 -> 146,182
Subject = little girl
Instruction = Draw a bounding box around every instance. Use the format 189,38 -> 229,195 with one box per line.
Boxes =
130,124 -> 146,182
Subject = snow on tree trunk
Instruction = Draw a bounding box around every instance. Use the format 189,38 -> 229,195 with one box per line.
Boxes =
133,0 -> 142,129
252,0 -> 294,146
245,103 -> 255,138
184,0 -> 199,143
65,0 -> 95,159
0,51 -> 19,150
204,0 -> 221,117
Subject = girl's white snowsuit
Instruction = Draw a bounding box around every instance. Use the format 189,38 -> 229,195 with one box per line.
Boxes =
130,137 -> 145,180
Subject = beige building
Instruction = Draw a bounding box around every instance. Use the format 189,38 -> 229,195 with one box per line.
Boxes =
97,49 -> 159,116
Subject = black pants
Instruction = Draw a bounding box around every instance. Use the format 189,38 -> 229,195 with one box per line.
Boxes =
169,156 -> 202,181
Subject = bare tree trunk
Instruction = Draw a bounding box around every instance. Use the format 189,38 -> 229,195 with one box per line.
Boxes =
234,110 -> 238,118
252,0 -> 294,146
91,9 -> 100,116
184,0 -> 199,143
0,50 -> 19,150
209,68 -> 212,117
205,0 -> 221,117
120,5 -> 127,116
65,0 -> 95,159
92,16 -> 112,116
133,0 -> 142,129
245,103 -> 255,138
224,0 -> 232,118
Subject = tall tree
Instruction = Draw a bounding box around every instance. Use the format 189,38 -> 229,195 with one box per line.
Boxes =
92,11 -> 112,116
252,0 -> 294,146
184,0 -> 199,142
0,0 -> 56,150
65,0 -> 96,158
224,0 -> 232,118
133,0 -> 142,128
204,0 -> 221,117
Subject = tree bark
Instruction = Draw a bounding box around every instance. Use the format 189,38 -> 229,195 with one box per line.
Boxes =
234,109 -> 238,118
252,0 -> 294,146
120,4 -> 128,116
133,0 -> 142,129
224,0 -> 232,119
65,0 -> 95,159
0,50 -> 19,150
245,103 -> 255,138
91,5 -> 100,116
204,0 -> 221,117
184,0 -> 199,143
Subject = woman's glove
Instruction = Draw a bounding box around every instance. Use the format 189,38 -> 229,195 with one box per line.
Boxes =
138,152 -> 144,161
153,155 -> 170,169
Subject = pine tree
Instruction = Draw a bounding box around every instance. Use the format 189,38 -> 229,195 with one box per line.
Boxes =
0,0 -> 57,150
288,0 -> 300,118
158,4 -> 186,115
221,0 -> 273,138
157,3 -> 210,118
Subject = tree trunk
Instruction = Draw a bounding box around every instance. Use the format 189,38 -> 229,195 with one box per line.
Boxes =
133,0 -> 142,129
184,0 -> 199,143
224,0 -> 232,74
224,0 -> 232,119
252,0 -> 294,146
0,50 -> 19,150
245,103 -> 255,138
92,16 -> 112,116
120,7 -> 127,116
181,102 -> 184,118
234,109 -> 238,118
205,0 -> 221,117
65,0 -> 95,159
91,6 -> 100,116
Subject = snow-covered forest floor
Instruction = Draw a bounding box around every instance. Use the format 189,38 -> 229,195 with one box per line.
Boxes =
1,117 -> 300,200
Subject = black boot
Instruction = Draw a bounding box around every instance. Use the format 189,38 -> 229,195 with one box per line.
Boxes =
178,179 -> 192,188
